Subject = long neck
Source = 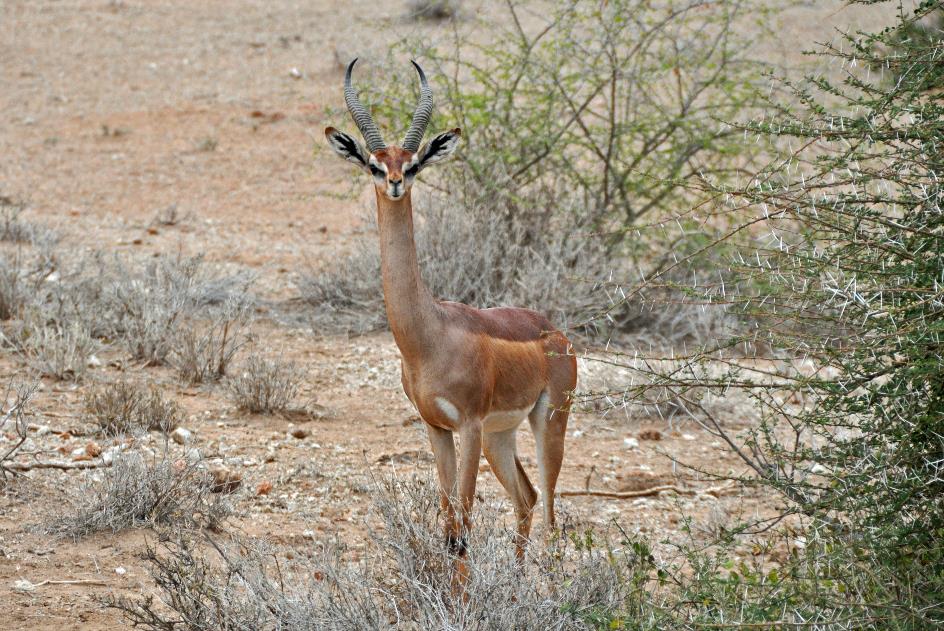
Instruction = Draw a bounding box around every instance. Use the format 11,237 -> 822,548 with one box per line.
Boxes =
376,191 -> 439,358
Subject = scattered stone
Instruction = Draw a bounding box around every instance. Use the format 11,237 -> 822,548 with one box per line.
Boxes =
682,433 -> 696,441
102,447 -> 121,465
210,466 -> 242,494
638,429 -> 662,441
33,425 -> 51,437
256,481 -> 273,496
623,437 -> 640,450
86,354 -> 103,368
85,442 -> 102,458
290,428 -> 309,439
288,67 -> 303,79
114,567 -> 126,576
170,427 -> 192,445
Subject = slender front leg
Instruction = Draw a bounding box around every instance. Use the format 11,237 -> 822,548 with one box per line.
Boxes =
452,420 -> 482,595
455,421 -> 483,544
426,424 -> 458,544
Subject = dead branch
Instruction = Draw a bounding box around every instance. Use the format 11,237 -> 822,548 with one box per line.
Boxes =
3,459 -> 112,472
559,481 -> 734,499
13,578 -> 109,592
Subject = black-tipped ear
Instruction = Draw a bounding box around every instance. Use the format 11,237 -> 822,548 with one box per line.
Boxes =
416,128 -> 461,170
325,127 -> 369,167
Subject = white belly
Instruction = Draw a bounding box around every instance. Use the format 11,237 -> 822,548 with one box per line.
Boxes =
434,392 -> 548,433
482,406 -> 531,433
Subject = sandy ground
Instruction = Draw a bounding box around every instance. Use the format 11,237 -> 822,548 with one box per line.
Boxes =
0,1 -> 897,628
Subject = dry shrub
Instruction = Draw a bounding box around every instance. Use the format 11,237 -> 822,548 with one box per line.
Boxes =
84,381 -> 181,435
4,252 -> 253,369
0,197 -> 59,247
171,298 -> 253,384
46,451 -> 235,539
227,355 -> 302,414
407,0 -> 460,19
15,313 -> 94,381
0,382 -> 37,481
0,256 -> 24,321
107,474 -> 658,629
105,255 -> 253,365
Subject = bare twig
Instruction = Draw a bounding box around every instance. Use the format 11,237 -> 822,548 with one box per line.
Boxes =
559,481 -> 734,499
4,459 -> 112,471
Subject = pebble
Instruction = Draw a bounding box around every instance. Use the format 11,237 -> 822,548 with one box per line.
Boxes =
171,427 -> 192,445
209,466 -> 242,494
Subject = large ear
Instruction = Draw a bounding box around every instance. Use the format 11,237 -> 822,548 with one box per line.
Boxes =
416,128 -> 461,170
325,127 -> 369,167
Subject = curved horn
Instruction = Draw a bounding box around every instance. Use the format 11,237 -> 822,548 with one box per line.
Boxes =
401,60 -> 434,152
344,58 -> 386,153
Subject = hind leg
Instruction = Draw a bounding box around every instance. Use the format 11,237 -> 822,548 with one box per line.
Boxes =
529,380 -> 574,532
483,428 -> 538,558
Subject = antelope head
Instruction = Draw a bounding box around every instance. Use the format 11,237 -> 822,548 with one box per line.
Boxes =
325,59 -> 461,201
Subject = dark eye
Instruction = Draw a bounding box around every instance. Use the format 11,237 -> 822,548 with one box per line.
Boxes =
404,164 -> 419,177
369,165 -> 383,177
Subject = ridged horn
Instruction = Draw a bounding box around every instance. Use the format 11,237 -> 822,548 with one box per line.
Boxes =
401,60 -> 433,152
344,58 -> 386,153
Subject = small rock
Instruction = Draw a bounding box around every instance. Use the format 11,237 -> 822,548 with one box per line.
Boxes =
810,463 -> 830,475
682,433 -> 696,441
290,428 -> 309,439
171,427 -> 192,445
623,437 -> 640,450
114,567 -> 127,576
210,466 -> 242,494
85,442 -> 102,458
256,481 -> 273,496
86,354 -> 103,368
639,429 -> 662,441
102,447 -> 121,465
33,425 -> 51,437
288,67 -> 303,79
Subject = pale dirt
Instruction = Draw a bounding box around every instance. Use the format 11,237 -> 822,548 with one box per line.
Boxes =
0,1 -> 896,628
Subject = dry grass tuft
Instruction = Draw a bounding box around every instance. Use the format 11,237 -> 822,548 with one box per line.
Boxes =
46,451 -> 235,539
227,355 -> 303,414
171,298 -> 253,385
84,381 -> 181,435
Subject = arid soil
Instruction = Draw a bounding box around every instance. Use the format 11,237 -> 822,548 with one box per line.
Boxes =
0,1 -> 895,629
